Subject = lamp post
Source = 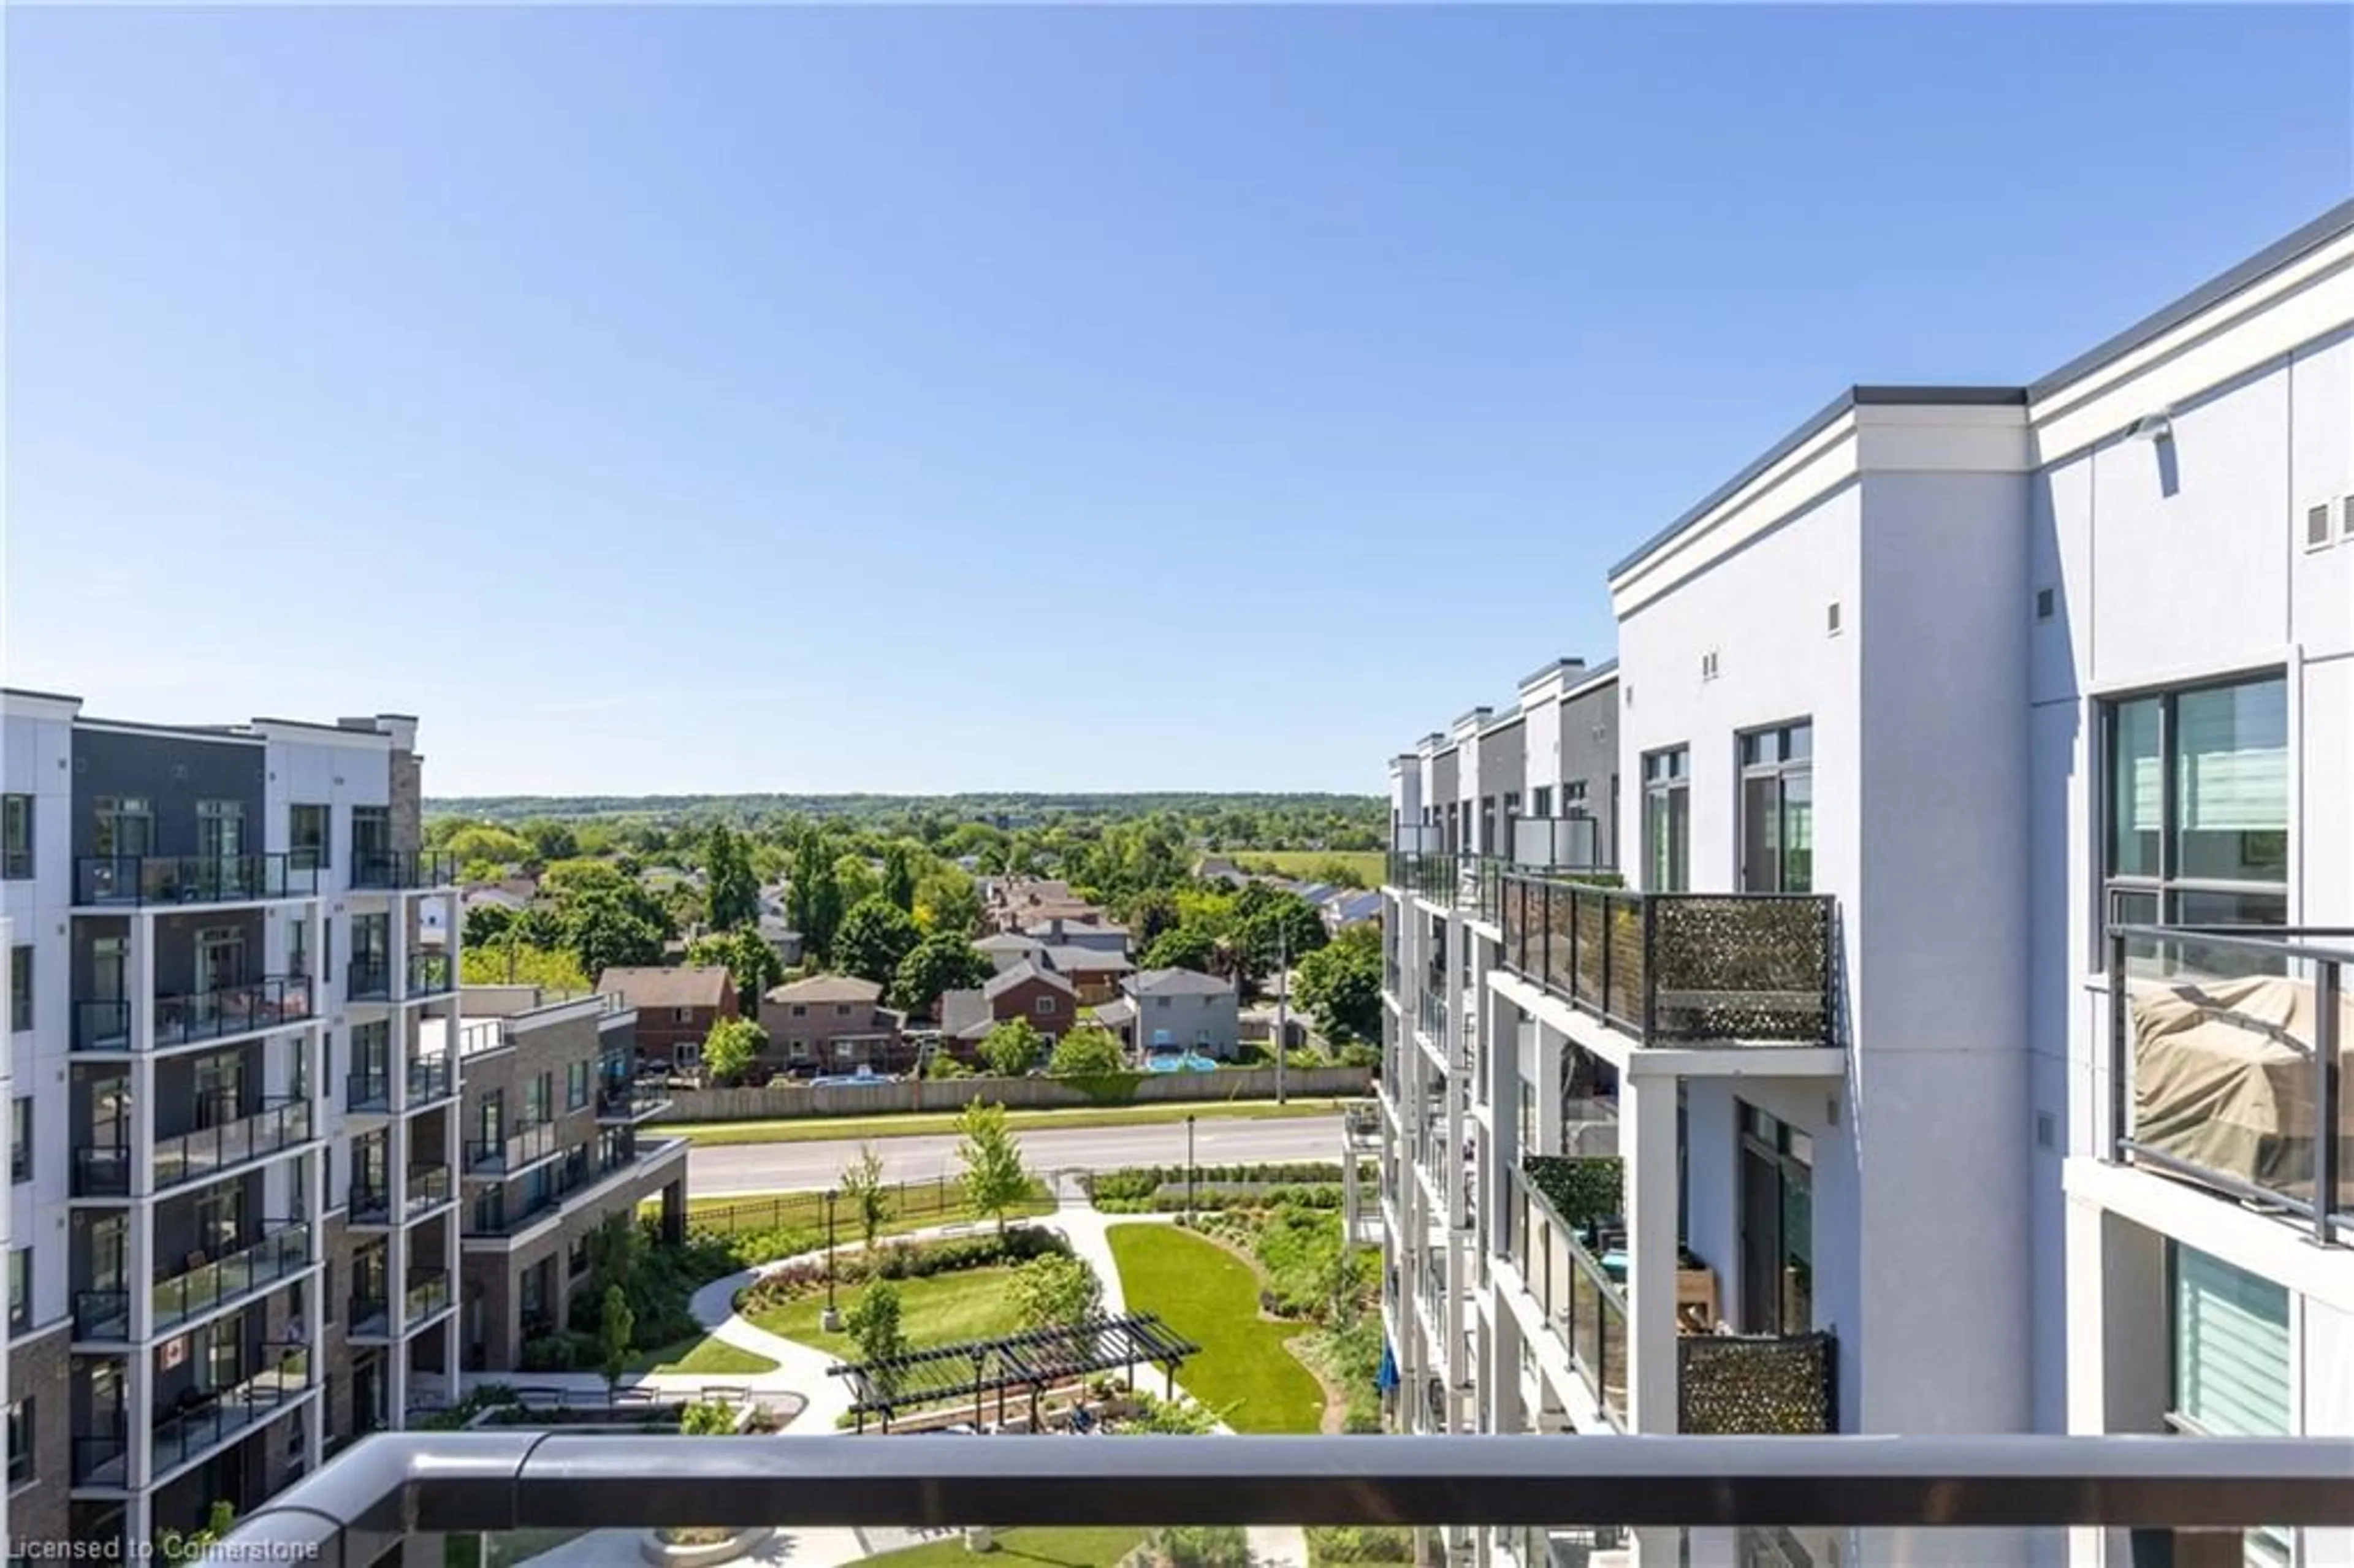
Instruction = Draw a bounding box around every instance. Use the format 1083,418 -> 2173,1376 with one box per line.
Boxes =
1186,1114 -> 1196,1224
821,1187 -> 842,1333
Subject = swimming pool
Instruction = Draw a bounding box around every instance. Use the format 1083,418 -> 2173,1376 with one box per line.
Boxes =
1144,1051 -> 1219,1073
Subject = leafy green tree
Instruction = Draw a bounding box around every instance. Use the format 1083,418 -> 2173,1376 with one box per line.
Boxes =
839,1144 -> 893,1252
979,1017 -> 1044,1078
1293,924 -> 1382,1043
459,940 -> 588,992
444,823 -> 533,865
686,926 -> 784,1008
598,1285 -> 634,1400
528,820 -> 580,862
1236,888 -> 1329,973
954,1101 -> 1030,1236
1048,1025 -> 1127,1078
788,833 -> 844,963
890,933 -> 994,1017
913,867 -> 984,937
834,896 -> 921,988
1009,1252 -> 1102,1329
700,1016 -> 767,1086
834,852 -> 883,912
565,891 -> 666,978
1126,888 -> 1181,948
705,823 -> 761,931
679,1399 -> 737,1436
882,842 -> 918,913
844,1282 -> 909,1398
463,902 -> 516,948
1143,924 -> 1218,974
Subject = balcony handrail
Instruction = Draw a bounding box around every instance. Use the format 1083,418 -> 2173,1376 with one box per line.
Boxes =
351,848 -> 461,889
205,1433 -> 2354,1559
153,1217 -> 312,1332
74,851 -> 319,906
153,1095 -> 314,1191
2104,918 -> 2348,1246
147,973 -> 314,1048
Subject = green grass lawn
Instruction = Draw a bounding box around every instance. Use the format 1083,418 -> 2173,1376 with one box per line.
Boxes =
623,1332 -> 778,1376
751,1265 -> 1026,1355
856,1528 -> 1144,1568
1107,1224 -> 1325,1434
665,1097 -> 1352,1147
1227,850 -> 1384,887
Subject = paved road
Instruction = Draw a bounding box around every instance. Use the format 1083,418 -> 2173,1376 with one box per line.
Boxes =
687,1114 -> 1347,1195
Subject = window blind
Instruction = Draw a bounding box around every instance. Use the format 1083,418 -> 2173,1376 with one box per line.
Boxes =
2171,1244 -> 2290,1437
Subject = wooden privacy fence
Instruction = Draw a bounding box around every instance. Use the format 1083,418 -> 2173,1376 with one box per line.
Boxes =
660,1065 -> 1372,1123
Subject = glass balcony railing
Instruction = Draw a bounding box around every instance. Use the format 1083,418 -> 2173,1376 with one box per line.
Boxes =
406,1264 -> 452,1322
153,1219 -> 311,1334
348,957 -> 394,1001
72,1287 -> 130,1342
409,949 -> 454,996
152,1097 -> 313,1190
466,1120 -> 558,1177
356,1163 -> 456,1226
348,1070 -> 392,1114
2109,917 -> 2352,1247
72,1429 -> 129,1488
596,1081 -> 670,1122
1503,1160 -> 1629,1427
72,1143 -> 133,1197
75,852 -> 319,907
72,999 -> 133,1051
150,1343 -> 311,1476
1500,873 -> 1835,1049
410,1052 -> 455,1103
351,849 -> 459,889
153,975 -> 313,1048
406,1162 -> 454,1214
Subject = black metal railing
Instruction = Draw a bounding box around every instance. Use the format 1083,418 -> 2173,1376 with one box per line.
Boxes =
348,957 -> 394,1001
465,1121 -> 558,1176
74,853 -> 319,907
1499,873 -> 1835,1048
151,1342 -> 311,1475
204,1432 -> 2354,1560
2108,919 -> 2350,1246
72,1143 -> 133,1197
406,1265 -> 452,1322
152,1219 -> 311,1333
72,999 -> 133,1051
153,974 -> 314,1047
406,1162 -> 455,1216
351,849 -> 460,890
597,1081 -> 669,1121
467,1184 -> 558,1238
349,1287 -> 394,1339
350,1181 -> 395,1226
348,1070 -> 392,1114
1503,1161 -> 1628,1426
153,1097 -> 313,1190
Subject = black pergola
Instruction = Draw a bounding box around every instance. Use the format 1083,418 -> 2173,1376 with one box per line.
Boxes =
826,1313 -> 1200,1434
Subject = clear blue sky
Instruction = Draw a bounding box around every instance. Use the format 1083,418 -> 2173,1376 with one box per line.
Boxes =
7,6 -> 2348,796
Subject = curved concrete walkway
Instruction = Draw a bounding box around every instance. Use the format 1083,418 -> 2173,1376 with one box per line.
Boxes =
474,1174 -> 1308,1568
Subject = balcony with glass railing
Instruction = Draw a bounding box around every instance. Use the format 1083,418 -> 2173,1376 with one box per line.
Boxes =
150,1342 -> 312,1478
409,948 -> 454,997
72,975 -> 313,1052
151,1095 -> 313,1189
410,1051 -> 457,1105
465,1120 -> 558,1178
351,848 -> 460,890
152,1219 -> 313,1335
597,1079 -> 672,1123
74,852 -> 320,907
349,1266 -> 452,1342
2108,918 -> 2352,1247
347,956 -> 394,1002
350,1160 -> 454,1228
1499,873 -> 1835,1051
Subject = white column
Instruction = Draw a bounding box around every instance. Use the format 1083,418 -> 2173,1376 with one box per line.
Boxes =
1622,1071 -> 1680,1435
388,897 -> 411,1002
1533,1024 -> 1563,1156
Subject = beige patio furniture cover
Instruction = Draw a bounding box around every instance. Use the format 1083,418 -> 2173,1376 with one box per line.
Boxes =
2129,973 -> 2354,1205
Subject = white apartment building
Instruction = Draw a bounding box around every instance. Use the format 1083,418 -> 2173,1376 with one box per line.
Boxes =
0,695 -> 464,1551
1366,200 -> 2354,1568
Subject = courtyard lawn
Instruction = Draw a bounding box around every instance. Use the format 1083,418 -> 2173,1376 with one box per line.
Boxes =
1107,1224 -> 1325,1434
752,1264 -> 1026,1355
624,1332 -> 778,1376
644,1179 -> 1056,1240
663,1098 -> 1351,1147
855,1528 -> 1145,1568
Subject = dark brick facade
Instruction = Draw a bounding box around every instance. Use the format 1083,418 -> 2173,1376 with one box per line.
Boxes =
8,1322 -> 71,1553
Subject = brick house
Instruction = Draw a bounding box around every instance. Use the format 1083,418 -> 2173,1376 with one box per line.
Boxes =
593,965 -> 736,1070
757,975 -> 909,1075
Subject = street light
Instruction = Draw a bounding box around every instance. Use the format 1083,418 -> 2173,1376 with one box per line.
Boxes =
1185,1114 -> 1196,1224
821,1187 -> 842,1333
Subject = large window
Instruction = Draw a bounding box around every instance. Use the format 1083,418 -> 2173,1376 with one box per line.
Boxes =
2106,674 -> 2288,927
12,1097 -> 29,1182
9,1246 -> 28,1331
1739,721 -> 1814,894
1739,1103 -> 1813,1337
2166,1243 -> 2291,1566
290,803 -> 330,870
9,946 -> 31,1032
6,1398 -> 32,1484
1641,748 -> 1689,892
91,796 -> 151,859
1,795 -> 31,879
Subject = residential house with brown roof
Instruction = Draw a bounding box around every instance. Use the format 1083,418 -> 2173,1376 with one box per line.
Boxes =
758,975 -> 908,1075
593,965 -> 737,1069
937,961 -> 1080,1055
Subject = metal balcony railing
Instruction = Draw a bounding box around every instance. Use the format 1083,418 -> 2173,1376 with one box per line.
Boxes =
153,1097 -> 313,1190
1500,873 -> 1835,1048
406,1162 -> 454,1216
153,975 -> 314,1047
411,1052 -> 456,1103
75,852 -> 319,906
204,1432 -> 2354,1562
348,1070 -> 393,1115
72,1428 -> 129,1487
351,849 -> 460,889
72,1143 -> 133,1198
2108,919 -> 2351,1246
596,1081 -> 670,1122
151,1342 -> 311,1476
348,957 -> 394,1002
407,1264 -> 453,1322
72,1287 -> 130,1342
1503,1160 -> 1628,1426
153,1218 -> 311,1334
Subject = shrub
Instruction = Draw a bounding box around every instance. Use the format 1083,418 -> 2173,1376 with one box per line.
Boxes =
519,1330 -> 598,1371
680,1399 -> 741,1436
1009,1252 -> 1102,1328
1138,1526 -> 1252,1568
1305,1527 -> 1415,1563
734,1225 -> 1070,1316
